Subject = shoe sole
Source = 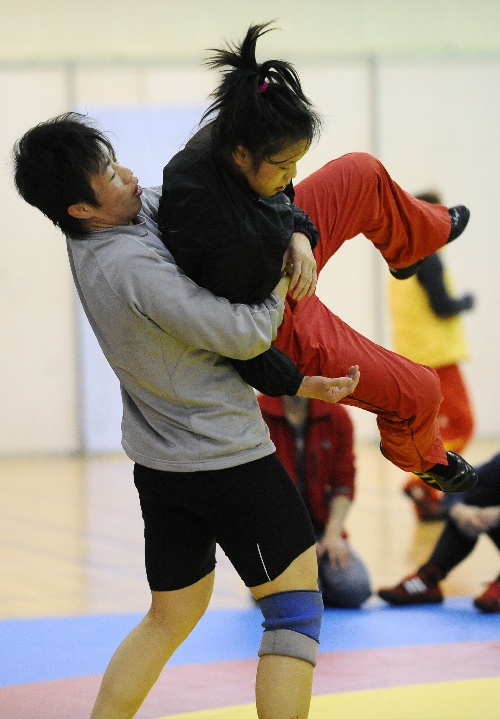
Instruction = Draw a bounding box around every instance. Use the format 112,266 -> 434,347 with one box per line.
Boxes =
378,591 -> 443,606
415,452 -> 478,493
416,472 -> 477,493
389,260 -> 423,280
473,599 -> 500,613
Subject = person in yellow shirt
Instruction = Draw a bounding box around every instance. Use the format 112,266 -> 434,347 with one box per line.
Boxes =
388,191 -> 476,520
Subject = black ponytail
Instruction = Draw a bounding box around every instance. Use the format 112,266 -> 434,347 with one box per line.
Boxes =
201,23 -> 322,168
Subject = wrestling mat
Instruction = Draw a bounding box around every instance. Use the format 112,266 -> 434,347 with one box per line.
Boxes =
1,597 -> 499,718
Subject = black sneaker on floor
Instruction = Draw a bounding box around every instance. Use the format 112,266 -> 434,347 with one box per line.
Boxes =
389,205 -> 470,280
414,451 -> 478,493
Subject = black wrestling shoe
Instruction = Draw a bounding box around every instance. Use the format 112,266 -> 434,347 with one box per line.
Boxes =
389,260 -> 424,280
389,205 -> 470,280
414,451 -> 478,493
447,205 -> 470,244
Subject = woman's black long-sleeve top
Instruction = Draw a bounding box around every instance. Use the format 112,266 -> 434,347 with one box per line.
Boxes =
158,124 -> 320,396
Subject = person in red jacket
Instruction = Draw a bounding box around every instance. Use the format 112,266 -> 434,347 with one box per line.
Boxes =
258,394 -> 372,608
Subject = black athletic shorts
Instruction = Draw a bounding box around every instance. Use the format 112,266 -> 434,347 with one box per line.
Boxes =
133,453 -> 315,591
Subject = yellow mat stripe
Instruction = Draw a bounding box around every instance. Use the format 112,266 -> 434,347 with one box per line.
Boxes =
157,677 -> 500,719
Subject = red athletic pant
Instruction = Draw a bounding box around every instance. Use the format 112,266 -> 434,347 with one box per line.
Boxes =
405,363 -> 475,504
274,152 -> 453,472
435,364 -> 475,453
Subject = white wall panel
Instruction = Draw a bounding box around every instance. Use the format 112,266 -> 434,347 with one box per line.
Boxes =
304,63 -> 383,440
145,67 -> 214,106
75,104 -> 205,452
2,1 -> 500,63
377,60 -> 500,438
295,62 -> 373,174
0,69 -> 79,454
75,68 -> 152,106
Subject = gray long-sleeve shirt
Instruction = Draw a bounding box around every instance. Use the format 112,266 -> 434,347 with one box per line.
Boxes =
67,187 -> 283,471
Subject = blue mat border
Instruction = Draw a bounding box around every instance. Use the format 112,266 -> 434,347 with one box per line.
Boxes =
1,597 -> 499,687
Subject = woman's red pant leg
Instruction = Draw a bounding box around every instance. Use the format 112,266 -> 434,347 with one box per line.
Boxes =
275,294 -> 447,472
294,152 -> 451,272
279,152 -> 451,471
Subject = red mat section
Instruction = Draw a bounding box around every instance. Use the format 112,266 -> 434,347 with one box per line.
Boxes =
2,641 -> 499,719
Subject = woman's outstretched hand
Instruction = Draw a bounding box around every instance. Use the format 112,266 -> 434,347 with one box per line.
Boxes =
296,365 -> 360,403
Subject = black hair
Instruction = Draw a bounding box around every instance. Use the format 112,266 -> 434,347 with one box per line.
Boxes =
201,22 -> 322,169
12,112 -> 115,236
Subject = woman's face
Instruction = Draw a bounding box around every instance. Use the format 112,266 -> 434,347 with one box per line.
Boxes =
233,138 -> 309,196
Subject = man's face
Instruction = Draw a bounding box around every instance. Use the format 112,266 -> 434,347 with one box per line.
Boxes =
85,159 -> 143,231
233,139 -> 309,197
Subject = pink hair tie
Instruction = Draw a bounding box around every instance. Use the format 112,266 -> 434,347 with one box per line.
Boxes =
258,81 -> 269,93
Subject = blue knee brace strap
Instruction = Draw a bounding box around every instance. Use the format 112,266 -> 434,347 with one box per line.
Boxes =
257,590 -> 323,667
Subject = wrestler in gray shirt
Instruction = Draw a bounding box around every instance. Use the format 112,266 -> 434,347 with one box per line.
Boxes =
67,187 -> 283,472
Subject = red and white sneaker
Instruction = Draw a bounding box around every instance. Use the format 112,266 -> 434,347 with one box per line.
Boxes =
473,576 -> 500,613
378,566 -> 444,606
403,476 -> 445,521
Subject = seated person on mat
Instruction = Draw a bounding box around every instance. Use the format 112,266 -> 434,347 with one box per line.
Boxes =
378,452 -> 500,613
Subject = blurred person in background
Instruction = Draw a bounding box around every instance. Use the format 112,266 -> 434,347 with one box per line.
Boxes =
388,191 -> 476,521
378,452 -> 500,613
258,394 -> 372,608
